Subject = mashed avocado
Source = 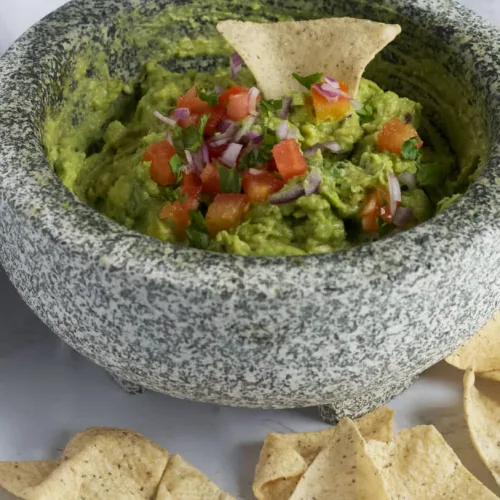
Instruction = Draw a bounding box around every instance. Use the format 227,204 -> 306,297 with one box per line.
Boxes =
44,11 -> 460,256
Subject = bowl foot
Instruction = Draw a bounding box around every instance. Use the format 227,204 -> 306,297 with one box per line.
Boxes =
109,372 -> 146,395
317,376 -> 416,424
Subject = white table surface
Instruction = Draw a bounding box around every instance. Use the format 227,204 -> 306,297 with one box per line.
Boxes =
1,1 -> 500,498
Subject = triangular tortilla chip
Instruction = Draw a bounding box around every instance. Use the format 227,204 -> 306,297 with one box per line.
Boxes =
253,406 -> 393,499
366,425 -> 499,499
446,312 -> 500,381
289,418 -> 388,499
253,435 -> 307,500
0,461 -> 58,498
22,428 -> 169,499
217,18 -> 401,99
156,454 -> 235,499
464,369 -> 500,487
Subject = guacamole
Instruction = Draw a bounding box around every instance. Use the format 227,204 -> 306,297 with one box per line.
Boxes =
44,28 -> 459,256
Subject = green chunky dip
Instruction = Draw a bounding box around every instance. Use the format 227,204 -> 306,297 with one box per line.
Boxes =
44,16 -> 461,257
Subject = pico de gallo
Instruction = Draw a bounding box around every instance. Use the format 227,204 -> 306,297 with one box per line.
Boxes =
45,52 -> 457,256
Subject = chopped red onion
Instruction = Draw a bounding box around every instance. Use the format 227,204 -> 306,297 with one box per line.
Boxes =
191,150 -> 204,173
324,75 -> 341,89
388,172 -> 402,217
201,143 -> 210,165
392,206 -> 413,227
303,144 -> 322,158
303,170 -> 322,196
321,81 -> 353,100
398,172 -> 417,190
185,150 -> 194,167
219,142 -> 243,168
249,168 -> 265,175
244,130 -> 263,145
214,85 -> 224,95
230,52 -> 243,79
276,121 -> 289,141
234,116 -> 256,142
303,141 -> 343,157
209,123 -> 237,147
312,83 -> 340,101
154,111 -> 177,127
218,119 -> 234,133
269,184 -> 305,205
248,87 -> 260,115
182,164 -> 193,174
277,97 -> 292,119
174,107 -> 190,120
323,141 -> 342,154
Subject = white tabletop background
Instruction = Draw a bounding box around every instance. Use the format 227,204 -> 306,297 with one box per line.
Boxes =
1,1 -> 499,499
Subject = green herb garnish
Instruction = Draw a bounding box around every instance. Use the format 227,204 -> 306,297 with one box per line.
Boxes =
199,89 -> 219,106
217,162 -> 242,193
356,103 -> 374,123
178,114 -> 209,152
401,137 -> 422,161
292,72 -> 323,90
238,127 -> 277,170
186,211 -> 210,249
260,99 -> 283,113
169,154 -> 183,183
416,162 -> 447,187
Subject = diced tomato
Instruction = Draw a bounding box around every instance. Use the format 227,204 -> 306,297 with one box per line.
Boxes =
377,118 -> 423,155
143,141 -> 176,186
181,172 -> 202,199
219,86 -> 248,107
263,159 -> 278,172
242,171 -> 284,202
227,92 -> 250,121
360,186 -> 394,232
159,200 -> 191,235
312,81 -> 351,121
177,112 -> 202,129
176,87 -> 210,114
205,194 -> 249,237
200,163 -> 221,195
272,139 -> 308,181
207,144 -> 228,162
204,105 -> 227,137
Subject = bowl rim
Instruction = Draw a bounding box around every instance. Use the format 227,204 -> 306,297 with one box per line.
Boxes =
0,0 -> 499,286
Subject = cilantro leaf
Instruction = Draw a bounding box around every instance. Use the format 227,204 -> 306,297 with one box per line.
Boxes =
186,211 -> 210,249
169,154 -> 183,183
178,114 -> 209,152
356,103 -> 374,123
292,72 -> 323,89
217,163 -> 242,193
260,99 -> 283,113
401,137 -> 422,161
199,88 -> 219,106
416,162 -> 447,187
238,127 -> 277,170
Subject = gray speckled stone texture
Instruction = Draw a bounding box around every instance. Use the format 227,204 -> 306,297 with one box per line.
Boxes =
0,0 -> 499,418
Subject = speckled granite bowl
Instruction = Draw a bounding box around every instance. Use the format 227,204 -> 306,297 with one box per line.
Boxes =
0,0 -> 499,420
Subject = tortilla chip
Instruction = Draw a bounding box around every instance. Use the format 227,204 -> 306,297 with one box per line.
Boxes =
464,369 -> 500,487
156,454 -> 235,499
253,406 -> 393,499
289,418 -> 388,499
217,18 -> 401,99
0,461 -> 58,498
252,435 -> 308,500
366,425 -> 499,499
22,427 -> 169,499
446,312 -> 500,381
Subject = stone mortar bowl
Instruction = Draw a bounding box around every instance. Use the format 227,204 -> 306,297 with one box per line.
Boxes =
0,0 -> 499,421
